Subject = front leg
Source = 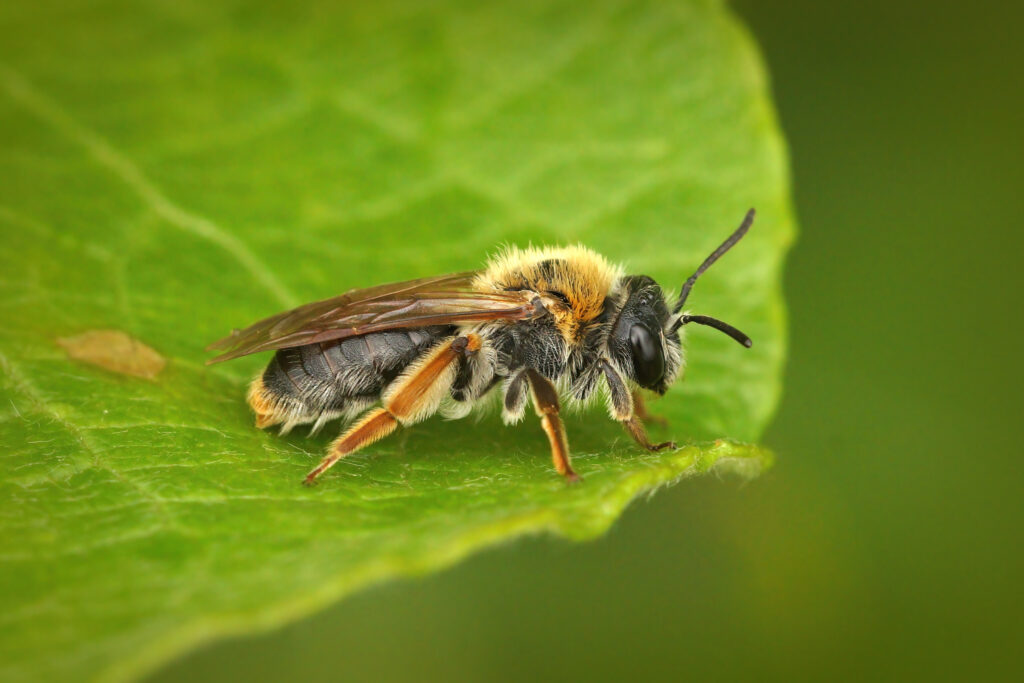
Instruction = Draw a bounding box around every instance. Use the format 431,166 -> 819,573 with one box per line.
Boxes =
599,360 -> 676,452
632,389 -> 669,428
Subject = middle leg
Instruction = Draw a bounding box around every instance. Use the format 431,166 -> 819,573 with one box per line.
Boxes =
524,368 -> 579,482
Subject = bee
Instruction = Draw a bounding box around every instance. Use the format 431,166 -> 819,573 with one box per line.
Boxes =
207,210 -> 757,485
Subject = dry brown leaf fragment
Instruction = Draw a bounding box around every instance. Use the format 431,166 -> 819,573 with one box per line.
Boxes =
57,330 -> 166,380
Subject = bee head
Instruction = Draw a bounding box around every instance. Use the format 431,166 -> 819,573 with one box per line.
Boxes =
609,209 -> 756,394
608,276 -> 678,394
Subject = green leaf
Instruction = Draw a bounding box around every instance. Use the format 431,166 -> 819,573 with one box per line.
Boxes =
0,1 -> 793,680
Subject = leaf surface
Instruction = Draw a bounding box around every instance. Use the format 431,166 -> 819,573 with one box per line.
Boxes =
0,1 -> 793,680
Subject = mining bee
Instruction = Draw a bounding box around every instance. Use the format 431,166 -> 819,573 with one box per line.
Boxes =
207,210 -> 756,484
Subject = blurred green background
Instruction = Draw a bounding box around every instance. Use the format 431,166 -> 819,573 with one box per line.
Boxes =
148,2 -> 1023,682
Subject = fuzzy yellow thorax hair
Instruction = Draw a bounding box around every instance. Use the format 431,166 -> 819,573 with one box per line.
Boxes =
474,245 -> 622,327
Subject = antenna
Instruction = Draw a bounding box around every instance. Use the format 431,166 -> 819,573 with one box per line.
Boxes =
671,314 -> 752,348
672,208 -> 755,314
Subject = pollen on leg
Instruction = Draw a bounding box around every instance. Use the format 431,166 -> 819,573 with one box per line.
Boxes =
254,413 -> 277,428
247,376 -> 285,429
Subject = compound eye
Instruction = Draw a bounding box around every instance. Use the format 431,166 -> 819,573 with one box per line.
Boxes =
629,324 -> 665,387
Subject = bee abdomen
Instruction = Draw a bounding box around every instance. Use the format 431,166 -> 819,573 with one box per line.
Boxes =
253,326 -> 453,429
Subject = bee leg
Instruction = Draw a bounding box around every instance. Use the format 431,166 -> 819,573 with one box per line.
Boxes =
303,334 -> 480,485
303,408 -> 399,484
632,390 -> 669,428
600,360 -> 676,452
622,416 -> 676,452
524,368 -> 580,483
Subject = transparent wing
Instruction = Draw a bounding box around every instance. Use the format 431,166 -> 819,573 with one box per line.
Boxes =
206,271 -> 535,364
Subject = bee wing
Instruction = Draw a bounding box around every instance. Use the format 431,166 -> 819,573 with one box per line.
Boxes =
206,271 -> 536,364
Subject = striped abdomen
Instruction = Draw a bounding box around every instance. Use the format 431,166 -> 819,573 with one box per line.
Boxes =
250,325 -> 453,431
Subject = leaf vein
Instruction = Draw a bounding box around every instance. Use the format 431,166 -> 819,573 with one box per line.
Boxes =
0,64 -> 296,309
